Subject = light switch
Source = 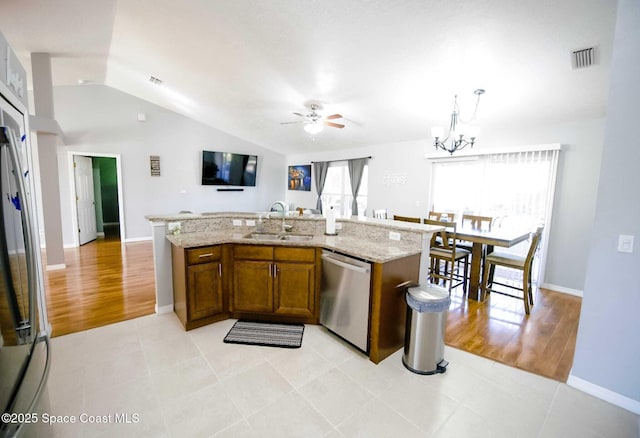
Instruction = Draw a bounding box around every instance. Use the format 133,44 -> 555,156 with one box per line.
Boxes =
617,235 -> 634,253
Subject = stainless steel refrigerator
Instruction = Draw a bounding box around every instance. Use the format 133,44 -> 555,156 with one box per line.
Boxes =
0,31 -> 51,438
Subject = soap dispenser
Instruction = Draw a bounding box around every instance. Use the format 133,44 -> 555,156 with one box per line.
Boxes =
256,214 -> 264,233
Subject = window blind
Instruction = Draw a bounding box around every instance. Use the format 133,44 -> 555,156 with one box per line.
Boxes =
429,147 -> 560,283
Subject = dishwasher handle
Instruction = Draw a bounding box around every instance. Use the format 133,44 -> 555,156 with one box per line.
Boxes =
322,253 -> 371,274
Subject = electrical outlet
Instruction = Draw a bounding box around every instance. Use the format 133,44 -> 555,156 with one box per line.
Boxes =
246,220 -> 256,226
617,234 -> 634,253
389,231 -> 401,241
232,219 -> 243,226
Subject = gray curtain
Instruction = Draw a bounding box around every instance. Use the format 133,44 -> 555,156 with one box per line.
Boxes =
313,161 -> 329,212
347,158 -> 368,216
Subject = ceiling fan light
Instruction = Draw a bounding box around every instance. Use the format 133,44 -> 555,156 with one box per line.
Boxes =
304,122 -> 324,135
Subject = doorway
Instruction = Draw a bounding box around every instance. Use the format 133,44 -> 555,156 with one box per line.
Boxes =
69,152 -> 125,246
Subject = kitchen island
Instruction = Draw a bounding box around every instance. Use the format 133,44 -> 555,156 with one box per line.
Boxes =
146,212 -> 441,363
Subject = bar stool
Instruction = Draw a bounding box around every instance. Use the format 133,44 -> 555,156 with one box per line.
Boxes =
481,226 -> 544,314
424,219 -> 470,294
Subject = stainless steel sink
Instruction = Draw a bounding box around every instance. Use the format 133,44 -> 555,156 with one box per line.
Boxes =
244,233 -> 281,240
280,234 -> 314,242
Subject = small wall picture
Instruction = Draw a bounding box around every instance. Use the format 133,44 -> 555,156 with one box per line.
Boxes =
288,165 -> 311,191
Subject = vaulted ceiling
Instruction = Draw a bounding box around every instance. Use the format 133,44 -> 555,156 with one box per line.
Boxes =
0,0 -> 617,153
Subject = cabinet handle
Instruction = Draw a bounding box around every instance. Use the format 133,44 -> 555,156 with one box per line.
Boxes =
274,264 -> 278,277
218,264 -> 222,276
199,253 -> 213,258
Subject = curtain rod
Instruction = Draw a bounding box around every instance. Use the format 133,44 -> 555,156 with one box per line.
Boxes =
310,156 -> 372,164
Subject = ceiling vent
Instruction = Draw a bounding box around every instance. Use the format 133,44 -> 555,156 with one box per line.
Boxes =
149,76 -> 163,85
571,46 -> 598,69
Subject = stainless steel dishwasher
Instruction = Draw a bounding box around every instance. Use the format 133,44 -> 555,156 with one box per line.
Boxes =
320,250 -> 372,352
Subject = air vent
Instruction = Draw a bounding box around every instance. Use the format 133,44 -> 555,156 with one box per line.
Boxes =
571,46 -> 598,69
149,76 -> 163,85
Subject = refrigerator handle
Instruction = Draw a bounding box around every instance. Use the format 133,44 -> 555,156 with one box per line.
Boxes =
4,126 -> 38,340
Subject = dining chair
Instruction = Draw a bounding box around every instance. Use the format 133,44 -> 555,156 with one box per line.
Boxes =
373,209 -> 388,219
458,214 -> 495,272
481,226 -> 544,314
423,219 -> 470,294
393,215 -> 420,223
428,211 -> 457,222
461,214 -> 493,231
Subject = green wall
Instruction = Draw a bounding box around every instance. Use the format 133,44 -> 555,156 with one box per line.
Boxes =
93,157 -> 119,223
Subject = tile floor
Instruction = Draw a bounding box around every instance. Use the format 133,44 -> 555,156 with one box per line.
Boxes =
38,313 -> 639,438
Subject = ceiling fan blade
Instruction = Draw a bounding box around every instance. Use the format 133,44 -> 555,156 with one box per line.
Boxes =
293,112 -> 307,118
324,114 -> 343,120
325,121 -> 345,129
280,121 -> 303,125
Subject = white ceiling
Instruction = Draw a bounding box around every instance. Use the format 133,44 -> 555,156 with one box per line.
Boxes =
0,0 -> 617,154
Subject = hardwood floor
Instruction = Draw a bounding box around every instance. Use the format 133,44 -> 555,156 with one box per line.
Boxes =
42,233 -> 580,382
445,285 -> 581,382
43,230 -> 156,337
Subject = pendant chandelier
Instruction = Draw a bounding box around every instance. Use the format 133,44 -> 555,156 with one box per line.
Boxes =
431,89 -> 485,154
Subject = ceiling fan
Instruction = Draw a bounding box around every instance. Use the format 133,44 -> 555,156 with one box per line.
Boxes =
280,103 -> 345,134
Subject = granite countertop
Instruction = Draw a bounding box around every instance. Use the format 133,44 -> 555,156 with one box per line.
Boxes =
166,231 -> 423,264
146,212 -> 442,234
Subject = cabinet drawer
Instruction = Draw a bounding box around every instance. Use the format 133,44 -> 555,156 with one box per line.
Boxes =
234,245 -> 274,260
187,246 -> 221,265
274,246 -> 316,263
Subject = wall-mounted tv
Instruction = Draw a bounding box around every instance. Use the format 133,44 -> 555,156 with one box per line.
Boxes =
202,150 -> 258,186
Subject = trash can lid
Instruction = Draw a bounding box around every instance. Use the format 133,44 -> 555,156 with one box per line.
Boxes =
407,285 -> 449,303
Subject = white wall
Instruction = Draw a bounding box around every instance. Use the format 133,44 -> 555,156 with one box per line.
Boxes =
571,0 -> 640,410
52,84 -> 286,244
286,117 -> 605,293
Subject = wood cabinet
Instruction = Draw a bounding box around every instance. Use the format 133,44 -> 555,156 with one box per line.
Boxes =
233,260 -> 273,313
231,245 -> 320,324
172,244 -> 229,330
170,239 -> 420,363
368,253 -> 421,364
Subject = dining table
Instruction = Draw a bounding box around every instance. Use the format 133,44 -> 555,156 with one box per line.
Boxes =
455,225 -> 532,301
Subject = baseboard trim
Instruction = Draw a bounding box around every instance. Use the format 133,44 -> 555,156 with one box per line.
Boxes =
156,304 -> 173,315
124,236 -> 153,243
541,283 -> 583,297
46,264 -> 66,271
567,374 -> 640,414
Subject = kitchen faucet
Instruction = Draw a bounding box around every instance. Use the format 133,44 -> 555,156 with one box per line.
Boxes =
267,201 -> 292,233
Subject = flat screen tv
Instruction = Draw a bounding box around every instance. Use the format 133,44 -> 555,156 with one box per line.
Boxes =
201,150 -> 258,186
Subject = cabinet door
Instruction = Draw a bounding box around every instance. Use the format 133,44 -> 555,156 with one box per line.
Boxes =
187,262 -> 223,320
273,262 -> 315,318
233,260 -> 273,313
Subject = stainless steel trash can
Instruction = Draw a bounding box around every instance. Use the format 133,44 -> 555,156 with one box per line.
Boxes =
402,284 -> 450,374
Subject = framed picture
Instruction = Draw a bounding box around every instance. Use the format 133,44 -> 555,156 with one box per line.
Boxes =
288,165 -> 311,191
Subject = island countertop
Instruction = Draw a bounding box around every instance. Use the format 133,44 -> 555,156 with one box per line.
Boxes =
149,212 -> 442,264
166,231 -> 423,264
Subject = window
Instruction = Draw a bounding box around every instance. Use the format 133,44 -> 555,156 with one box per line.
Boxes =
321,162 -> 368,217
430,147 -> 560,283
